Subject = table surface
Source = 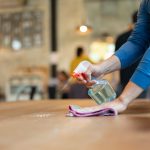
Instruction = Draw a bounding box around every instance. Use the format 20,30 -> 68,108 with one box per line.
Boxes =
0,99 -> 150,150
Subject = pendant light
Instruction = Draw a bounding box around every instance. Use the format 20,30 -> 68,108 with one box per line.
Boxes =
75,24 -> 93,35
75,0 -> 93,35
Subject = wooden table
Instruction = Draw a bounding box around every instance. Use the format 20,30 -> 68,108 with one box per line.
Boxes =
0,99 -> 150,150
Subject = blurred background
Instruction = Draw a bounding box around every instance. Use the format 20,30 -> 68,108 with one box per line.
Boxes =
0,0 -> 148,102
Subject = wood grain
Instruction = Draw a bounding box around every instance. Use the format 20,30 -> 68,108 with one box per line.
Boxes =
0,99 -> 150,150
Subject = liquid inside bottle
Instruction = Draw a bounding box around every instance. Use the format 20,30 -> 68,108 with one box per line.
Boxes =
88,79 -> 116,105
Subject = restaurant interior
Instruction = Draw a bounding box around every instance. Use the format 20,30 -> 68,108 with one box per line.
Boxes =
0,0 -> 150,150
0,0 -> 149,101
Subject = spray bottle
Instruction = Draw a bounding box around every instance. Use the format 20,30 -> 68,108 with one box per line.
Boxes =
72,61 -> 116,104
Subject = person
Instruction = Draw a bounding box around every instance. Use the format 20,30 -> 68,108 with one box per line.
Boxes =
74,0 -> 150,113
69,46 -> 91,98
115,11 -> 147,98
56,71 -> 70,99
70,46 -> 92,74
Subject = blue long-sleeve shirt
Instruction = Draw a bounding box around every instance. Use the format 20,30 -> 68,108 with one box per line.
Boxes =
115,0 -> 150,90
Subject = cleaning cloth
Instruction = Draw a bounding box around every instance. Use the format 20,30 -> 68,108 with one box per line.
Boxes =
67,105 -> 117,117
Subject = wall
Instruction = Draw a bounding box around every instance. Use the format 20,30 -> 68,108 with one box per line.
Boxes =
0,0 -> 50,94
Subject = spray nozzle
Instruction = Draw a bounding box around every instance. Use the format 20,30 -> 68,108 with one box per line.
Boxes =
72,61 -> 92,81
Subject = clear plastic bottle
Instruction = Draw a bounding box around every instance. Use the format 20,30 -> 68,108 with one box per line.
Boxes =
72,60 -> 116,104
88,79 -> 116,105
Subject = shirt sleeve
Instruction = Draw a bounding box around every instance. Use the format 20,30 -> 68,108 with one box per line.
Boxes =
115,0 -> 150,69
131,47 -> 150,89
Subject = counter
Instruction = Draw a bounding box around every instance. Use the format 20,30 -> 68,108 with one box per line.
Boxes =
0,99 -> 150,150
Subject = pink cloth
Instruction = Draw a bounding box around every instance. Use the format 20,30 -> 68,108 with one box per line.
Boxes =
67,105 -> 118,117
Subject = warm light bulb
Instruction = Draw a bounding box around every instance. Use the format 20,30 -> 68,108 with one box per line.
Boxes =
76,24 -> 92,35
79,25 -> 88,33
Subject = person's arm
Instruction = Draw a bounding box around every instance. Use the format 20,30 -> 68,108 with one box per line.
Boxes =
93,55 -> 121,76
115,0 -> 150,69
130,46 -> 150,89
102,0 -> 150,112
99,77 -> 145,113
101,47 -> 150,112
74,56 -> 121,87
76,81 -> 143,113
118,81 -> 143,106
